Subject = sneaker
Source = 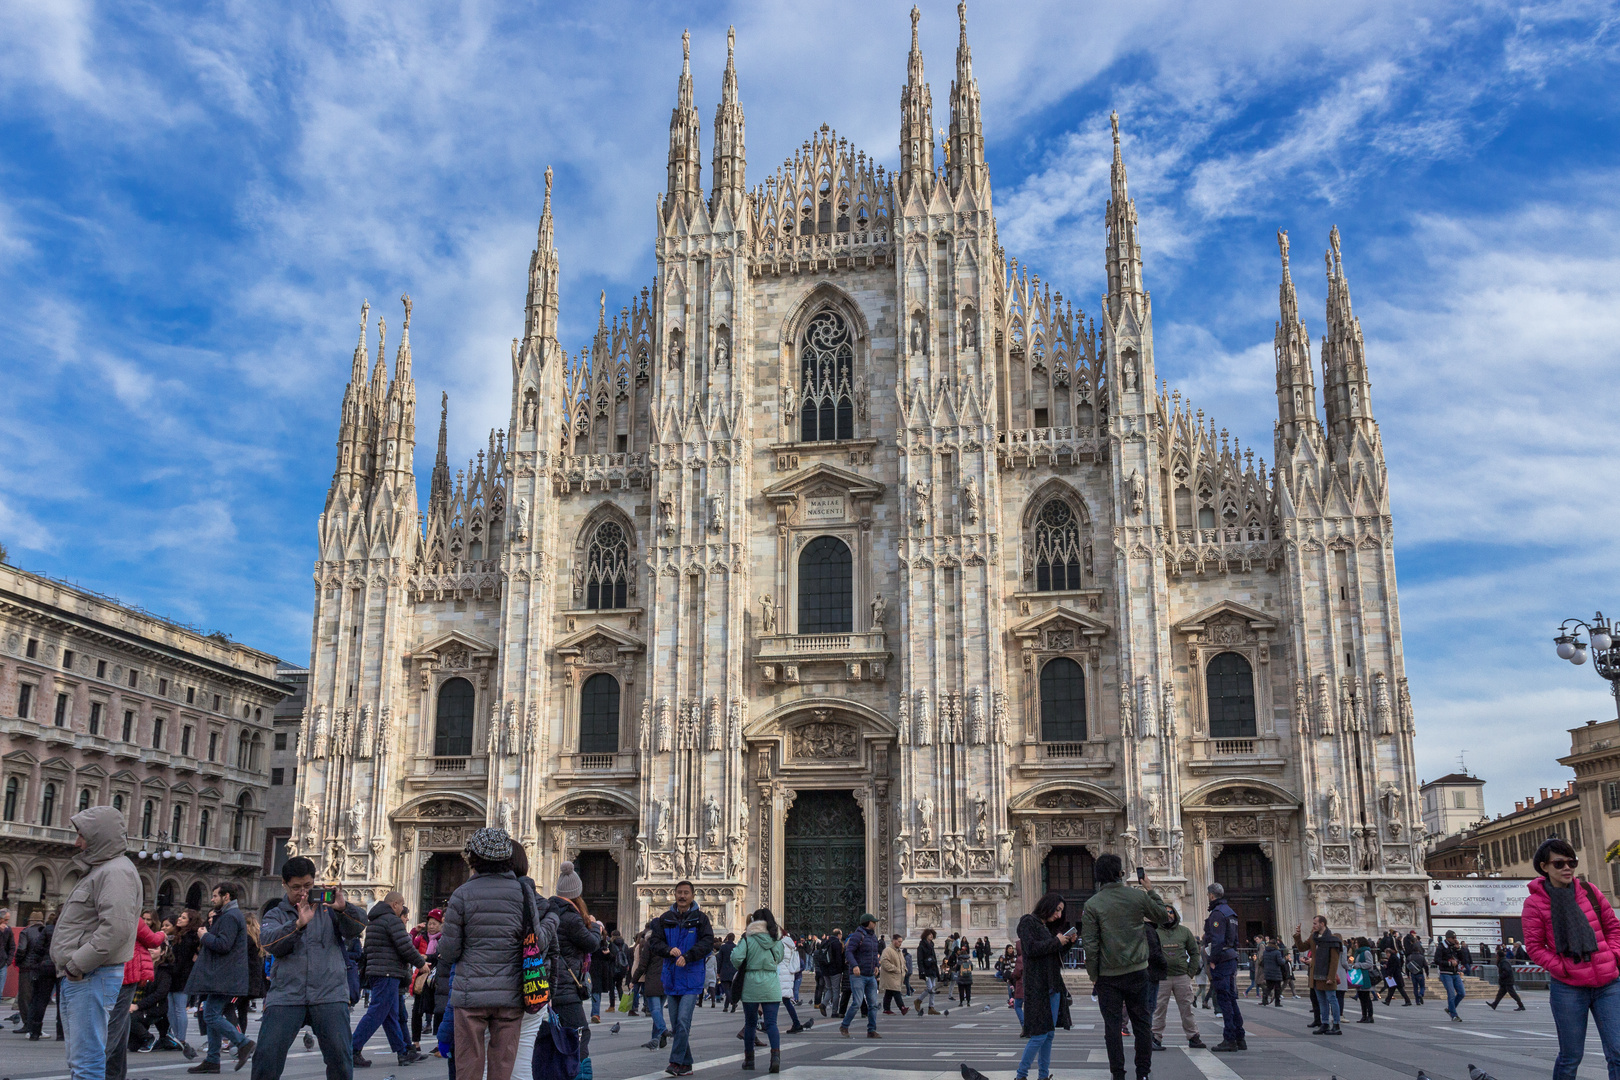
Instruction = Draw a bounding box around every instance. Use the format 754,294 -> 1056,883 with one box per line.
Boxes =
234,1040 -> 256,1071
1150,1036 -> 1165,1051
304,1033 -> 315,1050
1210,1040 -> 1243,1052
187,1064 -> 222,1074
137,1035 -> 158,1053
666,1065 -> 692,1076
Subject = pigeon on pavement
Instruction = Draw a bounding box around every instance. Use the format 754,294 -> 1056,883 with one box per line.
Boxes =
610,1023 -> 621,1034
981,1005 -> 992,1012
1468,1068 -> 1498,1080
1417,1072 -> 1431,1080
304,1034 -> 315,1051
960,1065 -> 990,1080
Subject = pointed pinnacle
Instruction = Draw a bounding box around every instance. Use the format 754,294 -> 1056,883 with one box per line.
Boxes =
1278,230 -> 1290,276
911,5 -> 920,45
543,165 -> 553,211
401,292 -> 412,330
727,24 -> 735,58
358,299 -> 370,346
682,27 -> 690,63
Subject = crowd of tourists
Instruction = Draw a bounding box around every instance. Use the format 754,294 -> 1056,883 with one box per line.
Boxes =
12,808 -> 1620,1080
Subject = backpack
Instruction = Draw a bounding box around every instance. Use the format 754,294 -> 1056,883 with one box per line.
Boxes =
1144,925 -> 1168,983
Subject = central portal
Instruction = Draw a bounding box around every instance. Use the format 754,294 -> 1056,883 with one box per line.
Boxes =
783,790 -> 866,935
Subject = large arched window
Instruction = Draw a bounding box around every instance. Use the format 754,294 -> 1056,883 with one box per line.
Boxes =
799,310 -> 854,442
40,783 -> 56,828
584,521 -> 629,610
1206,652 -> 1257,738
434,677 -> 475,757
1034,499 -> 1084,591
232,792 -> 251,850
1039,658 -> 1087,742
578,673 -> 621,755
798,536 -> 853,634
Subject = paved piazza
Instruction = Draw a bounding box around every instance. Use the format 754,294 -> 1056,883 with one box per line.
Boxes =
0,993 -> 1597,1080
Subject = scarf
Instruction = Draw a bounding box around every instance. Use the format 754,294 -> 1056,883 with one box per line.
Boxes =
1548,882 -> 1600,963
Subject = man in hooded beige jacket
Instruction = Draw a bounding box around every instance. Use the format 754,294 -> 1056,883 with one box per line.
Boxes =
52,805 -> 141,1080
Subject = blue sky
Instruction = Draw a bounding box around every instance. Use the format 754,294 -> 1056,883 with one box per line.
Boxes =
1,0 -> 1616,819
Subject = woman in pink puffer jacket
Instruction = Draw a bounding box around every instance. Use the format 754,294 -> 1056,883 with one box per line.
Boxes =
1522,836 -> 1620,1079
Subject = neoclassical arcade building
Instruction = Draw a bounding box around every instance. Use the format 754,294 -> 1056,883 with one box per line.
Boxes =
290,9 -> 1427,941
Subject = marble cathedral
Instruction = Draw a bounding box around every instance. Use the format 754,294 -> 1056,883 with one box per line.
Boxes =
291,7 -> 1428,940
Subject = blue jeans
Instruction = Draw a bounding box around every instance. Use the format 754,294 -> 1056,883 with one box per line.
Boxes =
252,1002 -> 355,1080
841,975 -> 879,1033
1551,977 -> 1620,1080
1012,998 -> 1025,1025
665,993 -> 699,1067
1211,959 -> 1244,1043
742,1001 -> 780,1052
202,993 -> 249,1064
1316,988 -> 1342,1028
60,965 -> 126,1080
1411,972 -> 1425,1003
1439,971 -> 1465,1018
168,991 -> 190,1045
793,972 -> 804,1001
644,995 -> 666,1041
351,976 -> 408,1056
1016,993 -> 1062,1078
590,992 -> 603,1020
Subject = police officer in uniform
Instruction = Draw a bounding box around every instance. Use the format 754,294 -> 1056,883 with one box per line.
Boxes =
1201,883 -> 1245,1052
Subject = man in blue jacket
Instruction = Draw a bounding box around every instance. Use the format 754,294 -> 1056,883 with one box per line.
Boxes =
1201,883 -> 1245,1052
647,881 -> 714,1077
839,914 -> 884,1039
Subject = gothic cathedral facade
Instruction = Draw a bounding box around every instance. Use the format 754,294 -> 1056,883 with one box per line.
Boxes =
292,8 -> 1427,940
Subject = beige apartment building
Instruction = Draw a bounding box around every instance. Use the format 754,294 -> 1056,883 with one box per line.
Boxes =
0,563 -> 288,916
1564,718 -> 1620,899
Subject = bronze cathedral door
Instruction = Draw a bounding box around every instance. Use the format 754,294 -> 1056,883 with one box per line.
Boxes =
783,790 -> 866,934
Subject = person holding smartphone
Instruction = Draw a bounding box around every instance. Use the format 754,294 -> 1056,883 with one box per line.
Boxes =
1007,892 -> 1079,1080
1079,856 -> 1168,1080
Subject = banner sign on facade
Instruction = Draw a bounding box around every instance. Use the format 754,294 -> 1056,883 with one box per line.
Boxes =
1431,917 -> 1505,945
1428,878 -> 1533,917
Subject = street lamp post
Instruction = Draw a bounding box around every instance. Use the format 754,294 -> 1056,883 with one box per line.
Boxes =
1554,611 -> 1620,720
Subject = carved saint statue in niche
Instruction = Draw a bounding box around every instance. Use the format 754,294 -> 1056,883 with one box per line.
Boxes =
869,593 -> 887,630
759,594 -> 777,633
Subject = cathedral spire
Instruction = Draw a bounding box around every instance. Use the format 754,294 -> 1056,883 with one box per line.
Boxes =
429,391 -> 451,511
393,293 -> 413,383
524,166 -> 560,358
1320,225 -> 1378,453
898,6 -> 935,202
1274,230 -> 1320,452
351,299 -> 370,386
665,29 -> 703,223
710,25 -> 746,218
1105,112 -> 1145,322
947,1 -> 986,196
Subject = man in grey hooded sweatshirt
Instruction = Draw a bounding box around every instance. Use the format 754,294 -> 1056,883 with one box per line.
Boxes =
52,806 -> 141,1080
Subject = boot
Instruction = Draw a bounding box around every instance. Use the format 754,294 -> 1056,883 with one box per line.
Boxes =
928,1007 -> 941,1015
1187,1036 -> 1206,1049
742,1046 -> 755,1071
768,1051 -> 780,1074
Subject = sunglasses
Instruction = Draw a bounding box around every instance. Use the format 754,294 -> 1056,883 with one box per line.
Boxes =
1548,858 -> 1579,870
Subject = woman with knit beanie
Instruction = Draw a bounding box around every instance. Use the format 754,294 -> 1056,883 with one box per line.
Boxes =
543,860 -> 602,1069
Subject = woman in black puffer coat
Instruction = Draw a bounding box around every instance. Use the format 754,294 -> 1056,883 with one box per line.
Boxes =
545,861 -> 603,1061
915,929 -> 942,1015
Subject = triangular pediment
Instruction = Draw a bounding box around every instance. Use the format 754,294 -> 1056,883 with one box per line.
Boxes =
762,462 -> 884,503
74,764 -> 109,781
405,629 -> 498,662
3,748 -> 39,767
554,624 -> 646,656
1174,599 -> 1276,634
1010,605 -> 1110,642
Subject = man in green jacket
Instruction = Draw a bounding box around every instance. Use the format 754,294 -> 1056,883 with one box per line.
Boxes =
1080,855 -> 1167,1080
1149,906 -> 1205,1051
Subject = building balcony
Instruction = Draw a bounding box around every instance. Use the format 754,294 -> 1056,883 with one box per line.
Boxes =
755,632 -> 889,683
996,426 -> 1102,469
1185,735 -> 1287,773
555,750 -> 639,787
405,755 -> 487,789
1015,738 -> 1115,777
0,819 -> 81,851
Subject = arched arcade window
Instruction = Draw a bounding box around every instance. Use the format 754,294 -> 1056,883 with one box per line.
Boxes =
799,310 -> 854,442
578,673 -> 621,755
434,677 -> 475,757
584,521 -> 629,610
798,536 -> 853,634
1039,658 -> 1087,742
1206,652 -> 1257,738
1034,499 -> 1083,591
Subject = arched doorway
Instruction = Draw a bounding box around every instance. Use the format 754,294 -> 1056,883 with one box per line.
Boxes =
1213,844 -> 1275,943
577,851 -> 619,934
157,879 -> 176,912
420,851 -> 470,913
783,790 -> 865,935
1042,845 -> 1096,916
186,881 -> 206,910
